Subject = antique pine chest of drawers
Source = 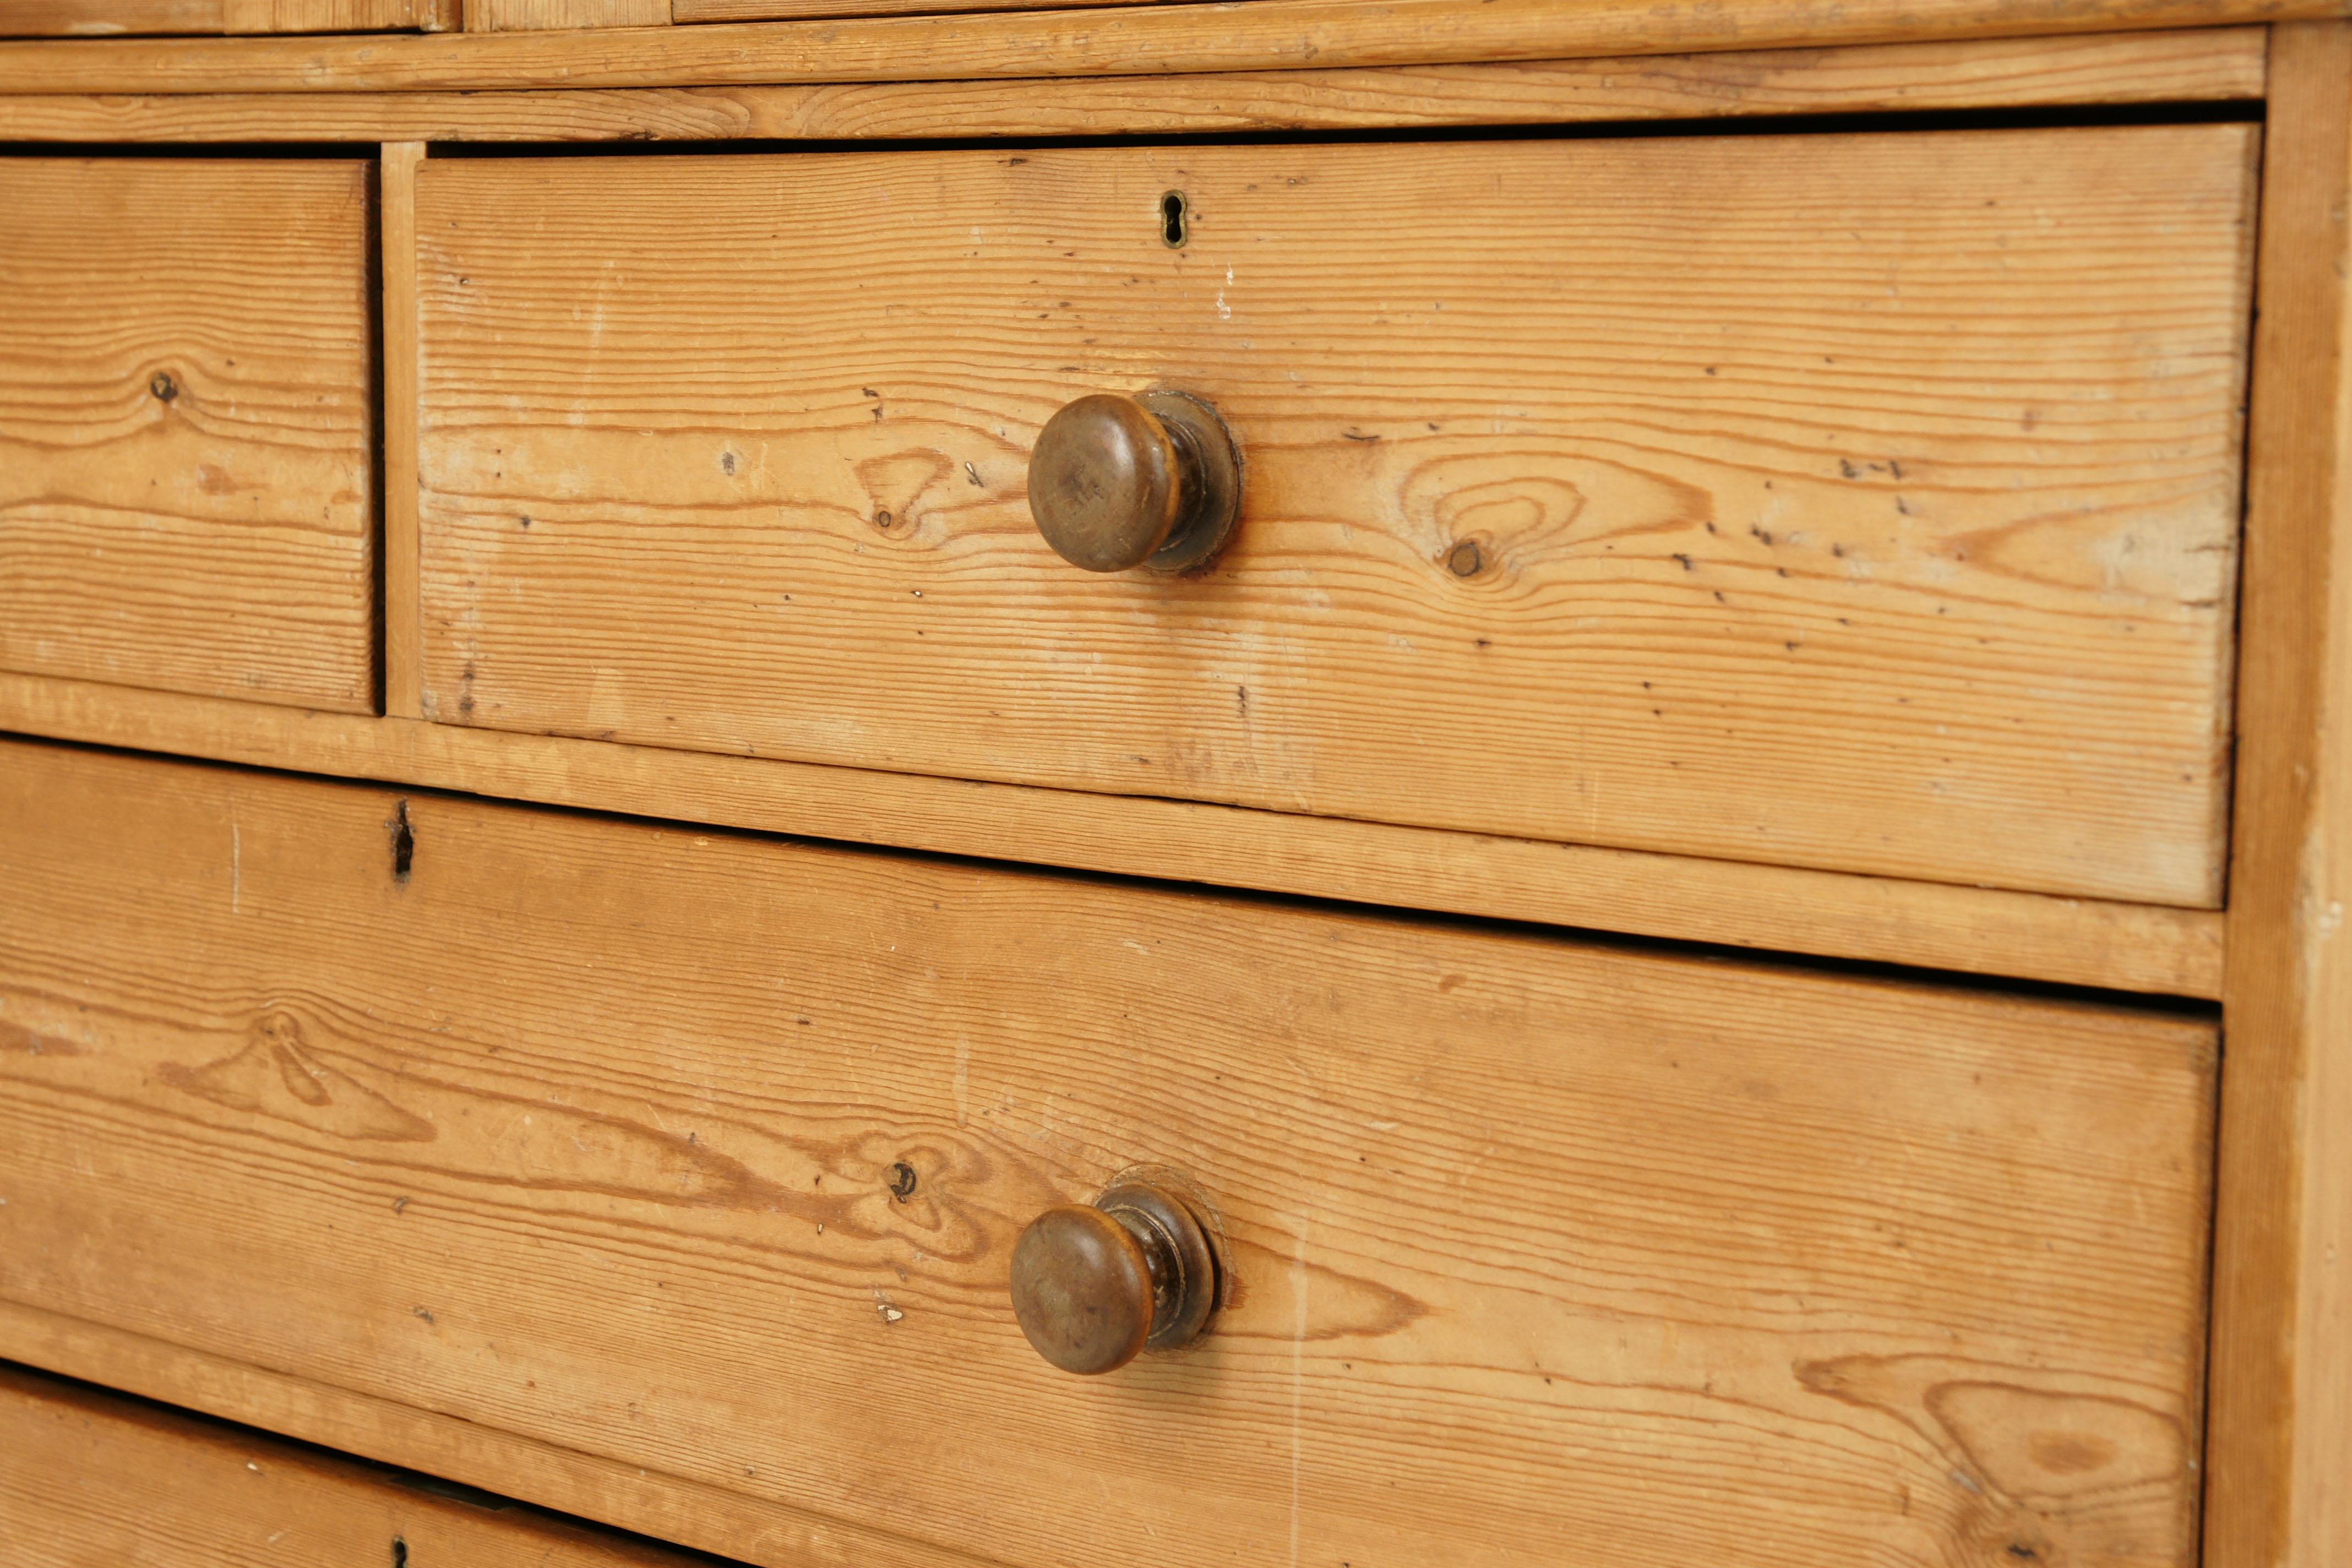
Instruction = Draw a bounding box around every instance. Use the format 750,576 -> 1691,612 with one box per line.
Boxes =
0,5 -> 2347,1568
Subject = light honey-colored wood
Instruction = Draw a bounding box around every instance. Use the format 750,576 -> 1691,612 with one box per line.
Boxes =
0,1363 -> 700,1568
384,143 -> 427,721
0,0 -> 455,32
0,1299 -> 989,1568
2205,21 -> 2352,1568
673,0 -> 1175,21
0,738 -> 2218,1568
0,0 -> 2329,93
418,128 -> 2253,906
0,159 -> 377,713
466,0 -> 668,29
0,671 -> 2228,999
0,31 -> 2269,141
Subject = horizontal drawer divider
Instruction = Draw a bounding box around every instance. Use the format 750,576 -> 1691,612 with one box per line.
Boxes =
0,30 -> 2269,145
0,671 -> 2225,998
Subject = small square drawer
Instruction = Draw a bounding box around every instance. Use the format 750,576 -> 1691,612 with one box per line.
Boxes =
0,157 -> 376,712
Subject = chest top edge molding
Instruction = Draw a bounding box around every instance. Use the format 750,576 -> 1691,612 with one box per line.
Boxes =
0,0 -> 2329,96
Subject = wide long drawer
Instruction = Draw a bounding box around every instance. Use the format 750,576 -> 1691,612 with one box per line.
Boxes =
0,158 -> 377,712
0,1361 -> 702,1566
415,124 -> 2255,905
0,739 -> 2215,1568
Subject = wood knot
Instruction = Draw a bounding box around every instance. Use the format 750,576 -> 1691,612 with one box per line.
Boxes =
1444,538 -> 1486,578
149,371 -> 178,403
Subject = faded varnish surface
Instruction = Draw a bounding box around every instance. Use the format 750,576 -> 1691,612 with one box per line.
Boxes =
417,128 -> 2253,903
0,159 -> 375,711
0,0 -> 456,34
0,31 -> 2271,141
2205,22 -> 2352,1568
0,1363 -> 701,1566
0,740 -> 2216,1568
0,667 -> 2231,997
0,0 -> 2333,94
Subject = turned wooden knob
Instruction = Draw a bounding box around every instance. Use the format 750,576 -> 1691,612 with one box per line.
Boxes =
1009,1181 -> 1220,1375
1026,390 -> 1241,573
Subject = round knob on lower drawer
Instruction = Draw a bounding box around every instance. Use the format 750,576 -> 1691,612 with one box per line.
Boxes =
1010,1180 -> 1220,1374
1027,390 -> 1241,573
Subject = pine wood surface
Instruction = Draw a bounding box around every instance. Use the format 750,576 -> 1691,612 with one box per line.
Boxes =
670,0 -> 1237,23
384,143 -> 427,721
0,31 -> 2268,141
0,738 -> 2218,1568
0,0 -> 2330,94
0,0 -> 455,34
416,127 -> 2252,905
0,159 -> 377,714
0,1300 -> 987,1568
0,1363 -> 704,1568
2203,22 -> 2352,1568
465,0 -> 669,29
0,669 -> 2228,997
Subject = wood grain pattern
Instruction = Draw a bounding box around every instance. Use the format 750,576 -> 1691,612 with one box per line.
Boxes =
0,31 -> 2269,141
0,669 -> 2228,997
0,1298 -> 994,1568
0,1363 -> 701,1568
2204,22 -> 2352,1568
466,0 -> 669,29
418,129 -> 2253,905
0,0 -> 2330,94
384,143 -> 426,721
0,738 -> 2218,1568
0,159 -> 376,712
0,0 -> 455,34
673,0 -> 1188,23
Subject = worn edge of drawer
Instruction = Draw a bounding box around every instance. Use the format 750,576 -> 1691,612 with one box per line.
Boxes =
0,26 -> 2268,139
0,1362 -> 698,1568
0,0 -> 2325,95
0,671 -> 2226,999
0,1298 -> 996,1568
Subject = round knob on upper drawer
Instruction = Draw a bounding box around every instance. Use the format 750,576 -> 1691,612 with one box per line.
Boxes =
1009,1180 -> 1220,1375
1027,390 -> 1241,573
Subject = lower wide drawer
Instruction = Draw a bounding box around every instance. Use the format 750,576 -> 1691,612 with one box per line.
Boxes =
0,739 -> 2215,1568
0,1361 -> 696,1566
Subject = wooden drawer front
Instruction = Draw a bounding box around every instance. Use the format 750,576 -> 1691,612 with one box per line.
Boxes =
0,1363 -> 698,1566
0,1 -> 458,37
416,125 -> 2254,906
0,739 -> 2214,1568
0,159 -> 374,711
